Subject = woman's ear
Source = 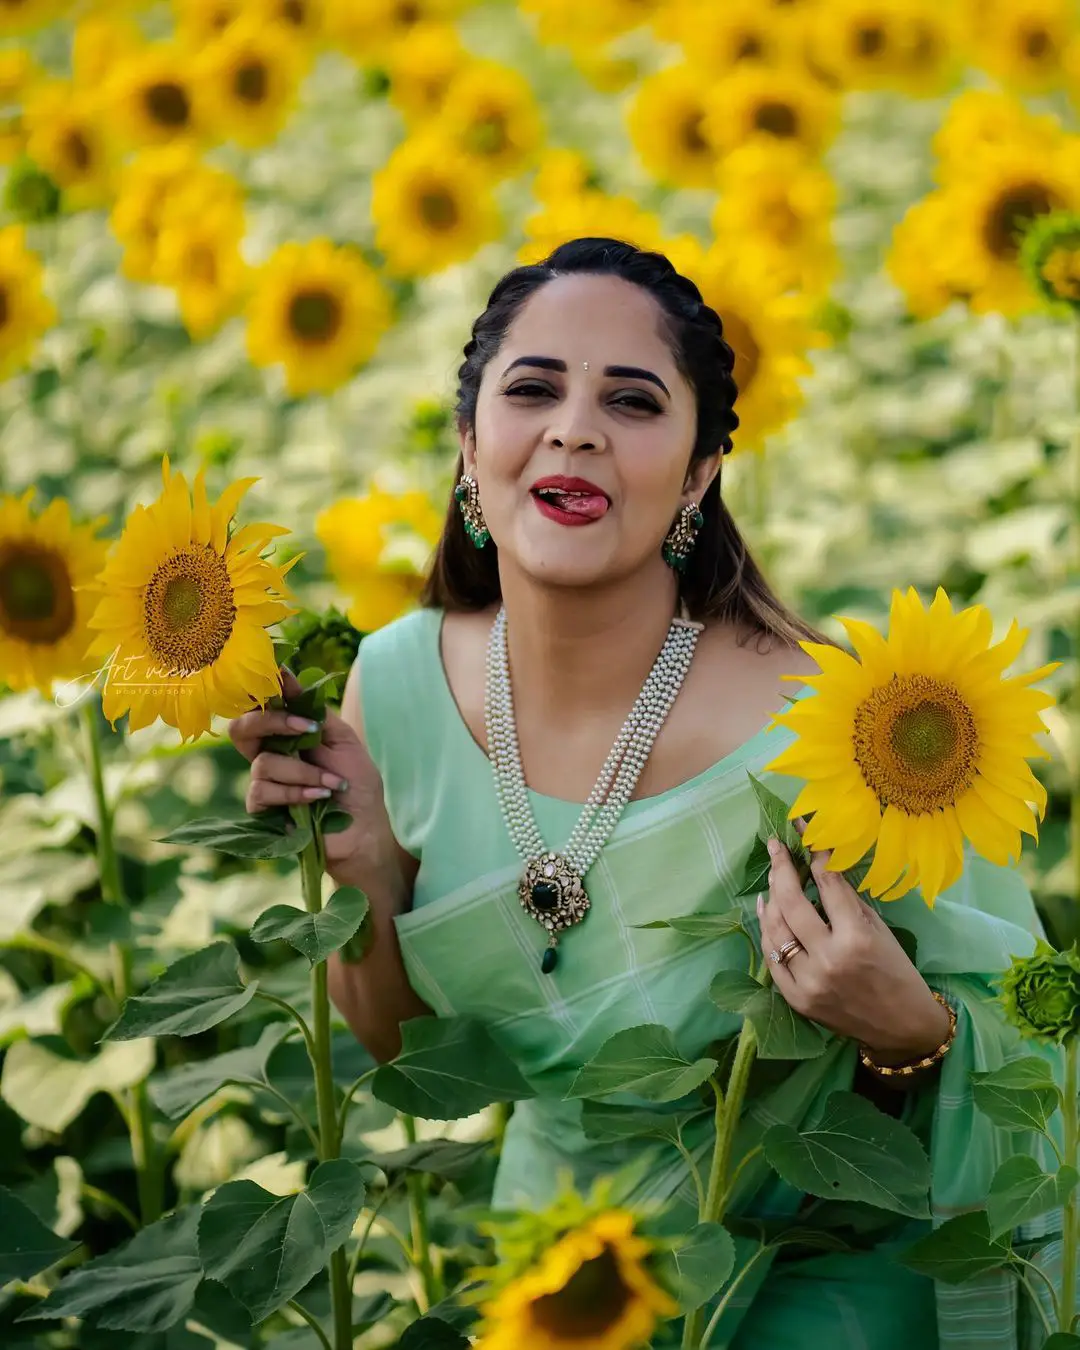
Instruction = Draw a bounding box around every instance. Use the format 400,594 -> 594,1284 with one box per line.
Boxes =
683,451 -> 721,504
458,420 -> 477,476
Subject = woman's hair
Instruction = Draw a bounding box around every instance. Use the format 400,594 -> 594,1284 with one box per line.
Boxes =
421,236 -> 829,648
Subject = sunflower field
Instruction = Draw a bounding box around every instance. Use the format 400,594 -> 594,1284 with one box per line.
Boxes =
0,0 -> 1078,1346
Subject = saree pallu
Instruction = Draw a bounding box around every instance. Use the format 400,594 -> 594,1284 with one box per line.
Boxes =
360,605 -> 1064,1350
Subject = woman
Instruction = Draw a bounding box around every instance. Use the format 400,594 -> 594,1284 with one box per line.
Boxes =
229,238 -> 1057,1348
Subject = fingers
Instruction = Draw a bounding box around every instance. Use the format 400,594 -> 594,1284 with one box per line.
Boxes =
228,705 -> 322,761
756,892 -> 804,987
766,834 -> 830,947
793,816 -> 875,933
247,751 -> 349,812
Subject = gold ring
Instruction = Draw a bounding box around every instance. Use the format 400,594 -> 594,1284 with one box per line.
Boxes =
772,938 -> 804,967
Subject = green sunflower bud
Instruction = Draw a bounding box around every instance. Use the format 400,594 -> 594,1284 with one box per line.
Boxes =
1020,211 -> 1080,316
4,157 -> 60,223
279,605 -> 364,700
997,940 -> 1080,1044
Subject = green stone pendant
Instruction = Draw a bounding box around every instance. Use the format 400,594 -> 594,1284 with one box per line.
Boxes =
541,943 -> 559,974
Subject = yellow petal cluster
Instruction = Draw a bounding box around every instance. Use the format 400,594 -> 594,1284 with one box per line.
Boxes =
370,135 -> 501,278
0,225 -> 56,379
384,21 -> 469,126
154,186 -> 250,340
966,0 -> 1076,93
763,587 -> 1060,906
0,488 -> 109,696
668,0 -> 805,75
519,163 -> 669,266
23,79 -> 118,209
246,238 -> 393,395
626,63 -> 720,191
193,17 -> 306,148
315,488 -> 441,634
85,457 -> 299,743
701,62 -> 841,161
104,41 -> 205,150
474,1210 -> 677,1350
439,60 -> 544,183
0,0 -> 64,36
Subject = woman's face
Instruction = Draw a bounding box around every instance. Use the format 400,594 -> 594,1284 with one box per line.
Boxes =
461,273 -> 719,591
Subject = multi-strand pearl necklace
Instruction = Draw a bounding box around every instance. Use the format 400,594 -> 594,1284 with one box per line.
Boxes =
484,603 -> 703,974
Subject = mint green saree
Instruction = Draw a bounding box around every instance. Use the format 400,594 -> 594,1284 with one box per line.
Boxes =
360,606 -> 1063,1349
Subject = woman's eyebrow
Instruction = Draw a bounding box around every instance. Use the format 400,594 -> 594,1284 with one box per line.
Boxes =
501,355 -> 670,397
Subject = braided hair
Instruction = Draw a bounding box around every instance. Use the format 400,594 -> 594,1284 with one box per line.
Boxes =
421,236 -> 824,646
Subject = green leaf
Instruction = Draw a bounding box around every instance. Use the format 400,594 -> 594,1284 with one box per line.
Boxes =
0,1186 -> 78,1282
564,1025 -> 717,1104
372,1017 -> 535,1120
250,887 -> 370,967
21,1207 -> 203,1331
1,1038 -> 155,1132
580,1102 -> 696,1147
986,1157 -> 1079,1240
763,1091 -> 931,1218
656,1223 -> 736,1312
158,814 -> 311,860
971,1057 -> 1062,1133
746,773 -> 809,863
735,834 -> 773,897
709,973 -> 829,1059
891,926 -> 919,967
898,1211 -> 1012,1284
149,1023 -> 293,1120
103,944 -> 256,1041
633,911 -> 749,941
1041,1336 -> 1080,1348
397,1316 -> 471,1349
198,1159 -> 365,1322
362,1140 -> 490,1180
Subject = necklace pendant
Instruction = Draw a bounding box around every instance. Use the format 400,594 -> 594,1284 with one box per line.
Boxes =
518,852 -> 590,971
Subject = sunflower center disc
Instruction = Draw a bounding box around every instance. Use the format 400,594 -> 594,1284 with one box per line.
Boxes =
288,289 -> 342,343
852,674 -> 980,813
985,183 -> 1061,260
0,286 -> 9,328
0,543 -> 75,643
65,130 -> 92,172
682,112 -> 709,155
753,100 -> 798,137
419,190 -> 458,229
531,1247 -> 632,1338
855,24 -> 886,57
235,61 -> 269,104
736,33 -> 763,59
282,0 -> 305,24
143,545 -> 236,676
1024,26 -> 1053,60
468,116 -> 509,156
146,82 -> 191,128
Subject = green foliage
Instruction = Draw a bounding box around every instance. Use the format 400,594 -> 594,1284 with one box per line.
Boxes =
0,1186 -> 78,1283
899,1211 -> 1013,1284
371,1017 -> 535,1119
103,944 -> 257,1040
656,1222 -> 737,1312
251,886 -> 371,966
970,1057 -> 1063,1133
564,1024 -> 718,1103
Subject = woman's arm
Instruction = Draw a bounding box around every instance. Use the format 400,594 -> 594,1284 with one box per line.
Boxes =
325,654 -> 432,1063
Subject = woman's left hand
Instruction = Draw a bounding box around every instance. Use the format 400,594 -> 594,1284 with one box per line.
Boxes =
757,818 -> 952,1065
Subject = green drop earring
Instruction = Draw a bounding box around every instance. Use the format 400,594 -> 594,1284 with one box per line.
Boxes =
662,501 -> 704,572
454,473 -> 490,548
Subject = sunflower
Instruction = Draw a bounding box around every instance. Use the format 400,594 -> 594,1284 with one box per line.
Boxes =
969,0 -> 1074,93
701,62 -> 840,160
1021,210 -> 1080,313
323,0 -> 463,64
0,46 -> 41,102
763,587 -> 1059,906
106,42 -> 204,149
24,80 -> 117,209
679,236 -> 815,452
173,0 -> 246,47
932,89 -> 1064,181
72,13 -> 143,88
945,136 -> 1080,315
245,0 -> 326,42
890,1 -> 961,96
84,457 -> 299,743
668,0 -> 804,73
384,20 -> 468,125
193,18 -> 305,149
0,0 -> 64,36
532,147 -> 598,202
0,489 -> 109,696
886,190 -> 974,319
713,139 -> 837,295
245,238 -> 393,395
473,1210 -> 677,1350
370,134 -> 501,277
439,59 -> 544,182
315,487 -> 441,633
808,0 -> 959,94
0,224 -> 55,378
154,192 -> 250,339
518,190 -> 667,266
626,63 -> 720,190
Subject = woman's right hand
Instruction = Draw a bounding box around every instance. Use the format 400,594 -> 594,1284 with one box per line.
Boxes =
228,667 -> 396,873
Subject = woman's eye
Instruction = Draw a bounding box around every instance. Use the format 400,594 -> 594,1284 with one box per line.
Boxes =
503,385 -> 658,412
504,384 -> 549,398
614,395 -> 660,412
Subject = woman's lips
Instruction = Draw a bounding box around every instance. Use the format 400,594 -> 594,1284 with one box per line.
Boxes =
531,491 -> 609,525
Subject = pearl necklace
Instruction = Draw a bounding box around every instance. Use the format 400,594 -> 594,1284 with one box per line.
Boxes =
484,603 -> 703,974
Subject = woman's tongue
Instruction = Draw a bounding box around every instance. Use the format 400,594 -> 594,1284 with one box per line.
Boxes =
543,491 -> 608,518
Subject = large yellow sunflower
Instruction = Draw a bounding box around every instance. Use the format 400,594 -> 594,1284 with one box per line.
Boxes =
764,587 -> 1059,906
968,0 -> 1074,93
808,0 -> 960,95
154,192 -> 250,339
679,237 -> 816,453
0,489 -> 109,696
84,457 -> 299,743
518,190 -> 668,266
315,487 -> 441,633
668,0 -> 804,73
886,189 -> 974,319
193,17 -> 305,148
439,59 -> 544,183
385,20 -> 468,126
701,62 -> 840,160
932,89 -> 1064,181
626,63 -> 721,190
946,136 -> 1080,315
105,42 -> 205,149
245,238 -> 393,395
24,80 -> 118,210
370,134 -> 501,278
474,1210 -> 677,1350
0,224 -> 56,378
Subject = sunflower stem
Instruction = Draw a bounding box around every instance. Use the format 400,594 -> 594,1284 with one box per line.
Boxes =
79,696 -> 162,1226
403,1113 -> 441,1313
1057,1037 -> 1080,1332
296,804 -> 352,1350
681,966 -> 762,1349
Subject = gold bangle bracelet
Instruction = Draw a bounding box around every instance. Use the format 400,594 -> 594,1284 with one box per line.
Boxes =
858,991 -> 957,1078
